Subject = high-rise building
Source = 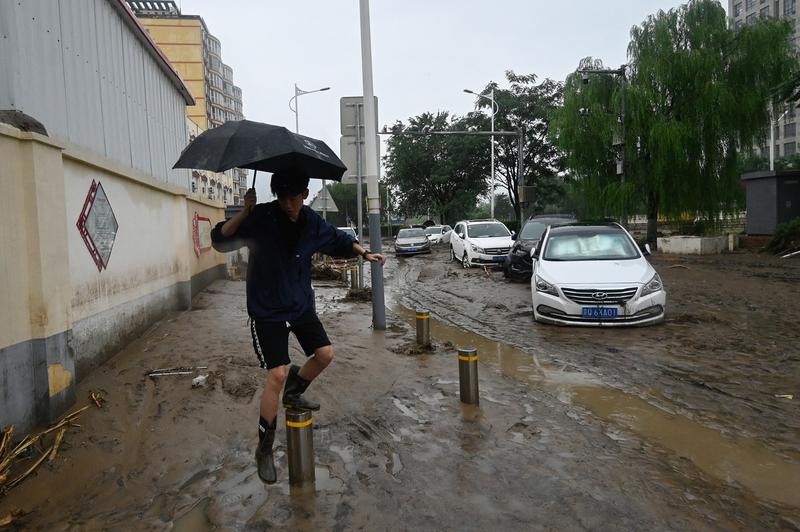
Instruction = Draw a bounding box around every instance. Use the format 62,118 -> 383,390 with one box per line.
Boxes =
125,0 -> 248,205
729,0 -> 799,159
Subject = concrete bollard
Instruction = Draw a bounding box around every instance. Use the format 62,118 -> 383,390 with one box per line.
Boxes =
416,308 -> 431,347
458,347 -> 479,405
286,409 -> 315,486
350,266 -> 359,289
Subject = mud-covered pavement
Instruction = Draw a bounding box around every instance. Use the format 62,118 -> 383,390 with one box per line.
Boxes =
1,249 -> 798,530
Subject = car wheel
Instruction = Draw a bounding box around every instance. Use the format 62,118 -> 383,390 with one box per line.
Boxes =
462,252 -> 470,269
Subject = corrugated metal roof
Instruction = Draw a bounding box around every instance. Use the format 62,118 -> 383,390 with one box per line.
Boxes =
0,0 -> 190,187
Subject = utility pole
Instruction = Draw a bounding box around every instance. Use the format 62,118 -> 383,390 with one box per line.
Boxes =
359,0 -> 386,330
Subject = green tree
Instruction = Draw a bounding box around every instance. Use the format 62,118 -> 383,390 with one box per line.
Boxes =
472,72 -> 566,221
551,0 -> 798,246
383,111 -> 489,224
324,181 -> 390,234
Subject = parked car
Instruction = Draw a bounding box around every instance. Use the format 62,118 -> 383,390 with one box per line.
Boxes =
338,227 -> 358,242
449,219 -> 513,268
530,223 -> 666,326
424,225 -> 450,244
504,215 -> 577,281
394,228 -> 432,255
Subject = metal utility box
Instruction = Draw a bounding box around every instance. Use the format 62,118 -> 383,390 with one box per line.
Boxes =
741,170 -> 800,235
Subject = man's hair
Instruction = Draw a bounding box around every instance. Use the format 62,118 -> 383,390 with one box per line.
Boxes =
271,168 -> 310,198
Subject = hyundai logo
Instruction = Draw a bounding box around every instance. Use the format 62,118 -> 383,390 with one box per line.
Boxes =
592,292 -> 607,300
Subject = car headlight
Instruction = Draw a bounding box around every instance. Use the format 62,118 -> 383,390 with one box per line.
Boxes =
471,244 -> 485,253
534,275 -> 559,296
640,273 -> 663,297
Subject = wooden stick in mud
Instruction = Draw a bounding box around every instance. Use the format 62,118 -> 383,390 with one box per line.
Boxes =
48,427 -> 67,462
6,444 -> 53,489
0,426 -> 13,461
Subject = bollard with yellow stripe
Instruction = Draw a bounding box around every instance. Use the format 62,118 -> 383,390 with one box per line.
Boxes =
416,308 -> 431,347
286,409 -> 315,486
350,266 -> 359,289
458,347 -> 479,405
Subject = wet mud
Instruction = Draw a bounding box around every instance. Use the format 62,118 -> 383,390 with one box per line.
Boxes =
0,248 -> 797,529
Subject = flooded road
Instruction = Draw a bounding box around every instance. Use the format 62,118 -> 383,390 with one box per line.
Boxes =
389,246 -> 800,517
1,251 -> 798,529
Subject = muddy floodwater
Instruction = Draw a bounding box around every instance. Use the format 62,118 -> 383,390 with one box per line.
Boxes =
0,247 -> 798,530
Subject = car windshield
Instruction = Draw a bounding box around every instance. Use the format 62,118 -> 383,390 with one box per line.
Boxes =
467,223 -> 510,238
339,228 -> 356,239
424,226 -> 442,235
543,229 -> 640,261
519,221 -> 549,240
398,229 -> 426,238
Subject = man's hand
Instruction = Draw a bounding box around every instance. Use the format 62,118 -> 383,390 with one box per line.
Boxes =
364,252 -> 387,266
244,188 -> 257,213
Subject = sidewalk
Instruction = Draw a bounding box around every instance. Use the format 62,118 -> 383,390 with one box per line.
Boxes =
0,280 -> 775,530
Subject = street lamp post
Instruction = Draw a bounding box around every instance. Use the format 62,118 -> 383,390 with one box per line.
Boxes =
770,107 -> 789,171
579,65 -> 628,223
464,89 -> 499,218
289,84 -> 330,216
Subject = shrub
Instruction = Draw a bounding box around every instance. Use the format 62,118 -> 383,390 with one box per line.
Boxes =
765,217 -> 800,254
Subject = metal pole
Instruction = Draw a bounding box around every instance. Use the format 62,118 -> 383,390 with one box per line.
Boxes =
356,104 -> 364,288
286,409 -> 315,486
770,111 -> 776,171
350,266 -> 359,289
415,308 -> 431,347
294,84 -> 299,134
490,88 -> 495,219
458,347 -> 479,405
517,130 -> 525,223
359,0 -> 386,330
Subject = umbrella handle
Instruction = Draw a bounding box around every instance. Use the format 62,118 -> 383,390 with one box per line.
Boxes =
252,169 -> 257,189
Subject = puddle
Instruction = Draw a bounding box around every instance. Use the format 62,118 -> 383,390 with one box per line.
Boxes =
314,464 -> 344,492
329,444 -> 356,474
390,303 -> 800,508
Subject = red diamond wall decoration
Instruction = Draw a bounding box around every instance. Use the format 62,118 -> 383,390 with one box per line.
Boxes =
76,180 -> 118,272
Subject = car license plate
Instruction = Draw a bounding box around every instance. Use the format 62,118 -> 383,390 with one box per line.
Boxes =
492,256 -> 505,262
407,247 -> 417,252
582,307 -> 618,319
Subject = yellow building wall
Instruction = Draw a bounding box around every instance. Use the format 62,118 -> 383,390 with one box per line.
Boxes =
139,18 -> 208,130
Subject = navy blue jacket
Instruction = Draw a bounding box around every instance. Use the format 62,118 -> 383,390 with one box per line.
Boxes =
210,201 -> 357,322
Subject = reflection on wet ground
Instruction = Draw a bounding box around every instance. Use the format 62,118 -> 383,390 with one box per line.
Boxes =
390,302 -> 800,508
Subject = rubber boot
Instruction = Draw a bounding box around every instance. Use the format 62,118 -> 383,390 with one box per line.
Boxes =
282,364 -> 320,411
255,426 -> 277,484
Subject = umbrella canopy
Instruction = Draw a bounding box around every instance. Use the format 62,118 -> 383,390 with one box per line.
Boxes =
173,120 -> 346,181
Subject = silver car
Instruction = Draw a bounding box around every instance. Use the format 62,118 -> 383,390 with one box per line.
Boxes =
394,228 -> 432,255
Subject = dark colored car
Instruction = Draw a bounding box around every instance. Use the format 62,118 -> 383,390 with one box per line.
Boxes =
504,215 -> 578,281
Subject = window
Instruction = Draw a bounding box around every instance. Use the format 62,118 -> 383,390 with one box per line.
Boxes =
735,19 -> 744,29
746,12 -> 756,23
761,5 -> 770,17
746,0 -> 756,9
785,0 -> 796,16
785,122 -> 796,137
775,144 -> 781,159
785,141 -> 796,155
734,2 -> 742,16
775,124 -> 781,140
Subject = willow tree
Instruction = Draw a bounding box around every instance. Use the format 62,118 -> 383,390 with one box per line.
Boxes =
552,0 -> 798,246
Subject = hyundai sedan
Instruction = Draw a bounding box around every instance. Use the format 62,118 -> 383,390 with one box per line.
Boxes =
531,223 -> 666,326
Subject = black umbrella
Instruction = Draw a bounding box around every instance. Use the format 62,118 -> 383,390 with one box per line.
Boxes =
173,120 -> 346,186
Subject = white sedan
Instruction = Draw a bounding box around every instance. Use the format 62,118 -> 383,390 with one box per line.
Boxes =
531,223 -> 666,326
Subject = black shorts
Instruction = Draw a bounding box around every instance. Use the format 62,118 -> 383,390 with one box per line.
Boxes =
249,308 -> 331,370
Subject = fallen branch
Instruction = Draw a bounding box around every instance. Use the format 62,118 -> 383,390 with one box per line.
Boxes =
48,427 -> 67,462
0,427 -> 13,462
6,444 -> 52,489
781,249 -> 800,259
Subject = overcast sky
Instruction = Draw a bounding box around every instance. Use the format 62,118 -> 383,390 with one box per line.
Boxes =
176,0 -> 721,200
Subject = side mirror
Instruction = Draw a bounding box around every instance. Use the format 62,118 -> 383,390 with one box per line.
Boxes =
530,247 -> 540,260
511,231 -> 517,241
458,233 -> 465,239
641,243 -> 652,256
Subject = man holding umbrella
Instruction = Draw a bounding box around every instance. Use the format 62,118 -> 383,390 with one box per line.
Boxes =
211,167 -> 385,484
